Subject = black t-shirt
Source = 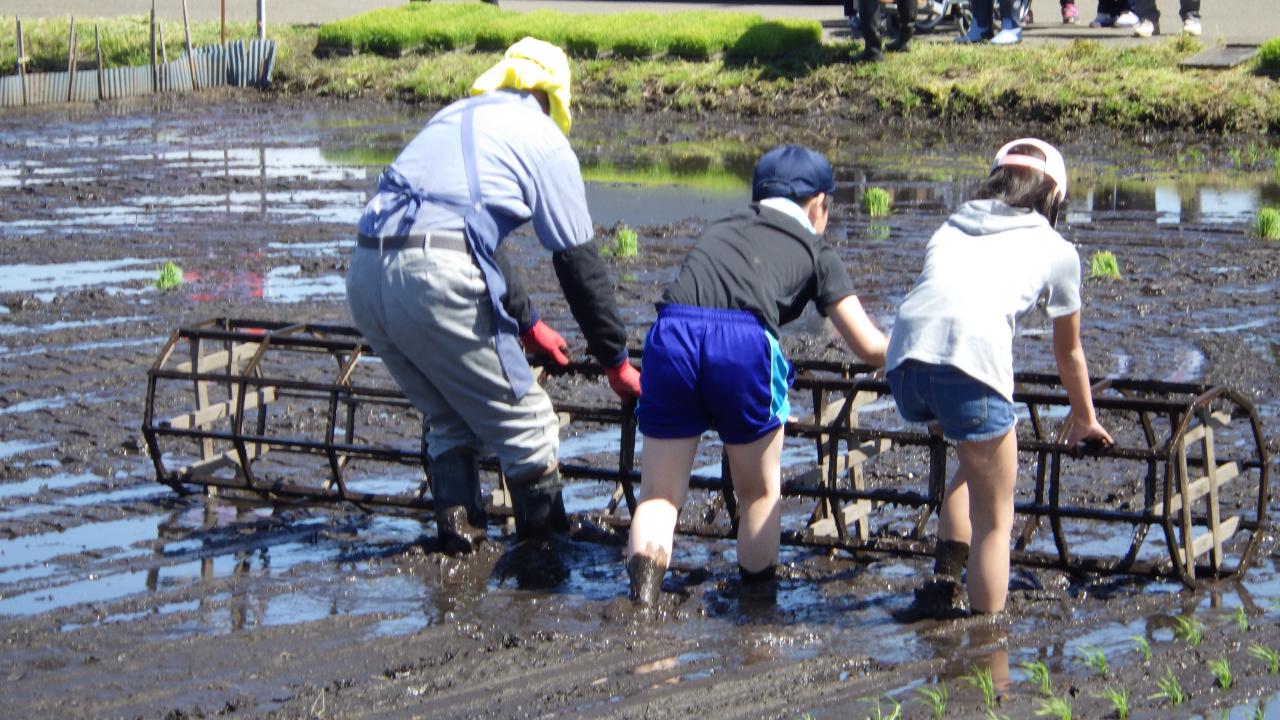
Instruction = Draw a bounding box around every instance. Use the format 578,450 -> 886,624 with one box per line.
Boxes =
662,203 -> 857,337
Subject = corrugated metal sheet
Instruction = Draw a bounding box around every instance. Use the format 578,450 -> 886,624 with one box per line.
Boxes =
1,39 -> 276,107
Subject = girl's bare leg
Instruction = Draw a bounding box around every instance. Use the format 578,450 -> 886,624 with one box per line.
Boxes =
954,430 -> 1019,613
724,427 -> 786,573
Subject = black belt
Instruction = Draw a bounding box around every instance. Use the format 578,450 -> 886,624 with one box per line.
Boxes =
356,231 -> 469,254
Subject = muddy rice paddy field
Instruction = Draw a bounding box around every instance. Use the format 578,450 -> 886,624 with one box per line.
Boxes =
2,93 -> 1280,719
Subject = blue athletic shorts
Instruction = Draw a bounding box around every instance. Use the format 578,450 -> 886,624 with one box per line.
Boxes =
637,304 -> 793,444
886,360 -> 1017,443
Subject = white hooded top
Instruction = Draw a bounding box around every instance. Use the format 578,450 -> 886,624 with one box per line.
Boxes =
886,199 -> 1082,401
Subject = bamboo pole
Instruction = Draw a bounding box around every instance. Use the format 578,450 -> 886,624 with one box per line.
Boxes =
16,17 -> 28,106
95,24 -> 103,101
156,22 -> 167,92
66,17 -> 77,102
257,0 -> 266,41
182,0 -> 198,91
149,1 -> 157,93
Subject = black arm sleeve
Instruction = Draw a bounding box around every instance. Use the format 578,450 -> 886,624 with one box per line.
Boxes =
551,243 -> 628,366
495,244 -> 536,333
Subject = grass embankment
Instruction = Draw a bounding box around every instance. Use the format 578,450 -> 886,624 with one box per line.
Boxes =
3,7 -> 1280,134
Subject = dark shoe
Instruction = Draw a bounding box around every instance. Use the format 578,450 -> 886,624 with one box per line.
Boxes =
429,448 -> 487,553
437,505 -> 486,555
627,552 -> 668,606
737,564 -> 779,605
891,576 -> 971,621
497,536 -> 570,590
887,26 -> 913,52
508,466 -> 570,542
856,46 -> 885,63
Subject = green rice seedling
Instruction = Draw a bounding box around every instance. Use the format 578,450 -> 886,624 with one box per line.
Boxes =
1247,644 -> 1279,674
1087,250 -> 1121,281
1252,207 -> 1280,240
963,665 -> 997,709
1208,657 -> 1232,690
866,223 -> 892,243
155,261 -> 183,291
860,694 -> 901,720
862,187 -> 892,218
614,225 -> 639,258
1034,696 -> 1072,720
1019,660 -> 1052,696
1130,635 -> 1151,663
1233,607 -> 1249,632
914,684 -> 948,720
1173,615 -> 1204,646
1078,645 -> 1108,676
1255,703 -> 1267,720
1095,687 -> 1130,720
1149,666 -> 1185,706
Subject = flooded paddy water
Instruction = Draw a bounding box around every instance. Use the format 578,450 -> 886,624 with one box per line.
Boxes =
1,94 -> 1279,718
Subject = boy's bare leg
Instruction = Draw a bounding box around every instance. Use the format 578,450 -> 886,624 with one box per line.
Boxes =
724,427 -> 785,574
627,436 -> 700,602
955,430 -> 1019,613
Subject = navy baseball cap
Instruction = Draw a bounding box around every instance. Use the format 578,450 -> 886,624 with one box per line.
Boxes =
751,145 -> 836,202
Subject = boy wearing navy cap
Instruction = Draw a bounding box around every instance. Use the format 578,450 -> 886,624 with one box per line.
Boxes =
626,145 -> 889,605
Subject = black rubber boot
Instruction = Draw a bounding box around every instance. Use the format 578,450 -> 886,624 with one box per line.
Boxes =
508,465 -> 570,542
428,448 -> 487,555
738,564 -> 779,605
933,539 -> 970,578
886,22 -> 913,51
627,551 -> 668,606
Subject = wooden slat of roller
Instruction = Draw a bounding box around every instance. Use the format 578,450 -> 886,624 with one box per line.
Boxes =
163,386 -> 276,429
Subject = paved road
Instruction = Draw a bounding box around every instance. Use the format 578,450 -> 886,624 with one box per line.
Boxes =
9,0 -> 1277,45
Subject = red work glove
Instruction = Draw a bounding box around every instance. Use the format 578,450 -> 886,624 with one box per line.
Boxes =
605,359 -> 642,400
520,320 -> 570,366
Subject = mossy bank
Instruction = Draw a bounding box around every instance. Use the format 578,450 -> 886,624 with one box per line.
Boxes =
4,8 -> 1280,135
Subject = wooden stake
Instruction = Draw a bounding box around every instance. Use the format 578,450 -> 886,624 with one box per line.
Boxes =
220,0 -> 226,46
16,17 -> 28,106
95,24 -> 103,101
156,21 -> 167,91
182,0 -> 198,91
149,1 -> 157,93
67,17 -> 78,103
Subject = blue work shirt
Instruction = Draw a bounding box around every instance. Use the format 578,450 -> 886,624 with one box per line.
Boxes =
357,89 -> 594,254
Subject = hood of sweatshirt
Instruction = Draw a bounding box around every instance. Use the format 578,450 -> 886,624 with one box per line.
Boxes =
946,198 -> 1050,236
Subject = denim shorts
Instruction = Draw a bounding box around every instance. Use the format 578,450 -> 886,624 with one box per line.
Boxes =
886,360 -> 1017,443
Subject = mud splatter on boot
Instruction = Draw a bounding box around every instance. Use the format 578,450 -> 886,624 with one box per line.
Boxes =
627,548 -> 668,606
437,505 -> 487,555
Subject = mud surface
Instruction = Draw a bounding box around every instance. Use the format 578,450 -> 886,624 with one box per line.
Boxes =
2,94 -> 1280,719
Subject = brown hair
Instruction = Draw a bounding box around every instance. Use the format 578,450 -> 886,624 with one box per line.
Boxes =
974,143 -> 1062,226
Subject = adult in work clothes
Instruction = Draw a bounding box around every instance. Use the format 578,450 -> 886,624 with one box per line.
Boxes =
346,38 -> 641,554
626,146 -> 889,605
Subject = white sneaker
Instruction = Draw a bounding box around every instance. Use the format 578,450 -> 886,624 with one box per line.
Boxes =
991,27 -> 1023,44
1182,16 -> 1202,36
1114,11 -> 1140,27
1133,19 -> 1155,37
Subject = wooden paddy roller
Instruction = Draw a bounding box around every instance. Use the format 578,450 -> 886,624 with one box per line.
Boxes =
143,318 -> 1270,588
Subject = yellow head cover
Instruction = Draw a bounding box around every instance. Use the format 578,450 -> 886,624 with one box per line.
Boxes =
471,37 -> 573,135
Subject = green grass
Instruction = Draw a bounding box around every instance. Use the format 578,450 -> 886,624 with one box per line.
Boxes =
1150,666 -> 1185,706
1173,615 -> 1204,646
1088,250 -> 1121,281
862,187 -> 892,218
1020,660 -> 1052,696
1034,696 -> 1072,720
963,665 -> 997,709
1209,658 -> 1233,691
1252,207 -> 1280,240
1247,644 -> 1279,674
914,684 -> 947,720
155,261 -> 183,291
1258,37 -> 1280,73
1095,687 -> 1130,720
1232,607 -> 1250,632
313,4 -> 816,61
1131,635 -> 1151,663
